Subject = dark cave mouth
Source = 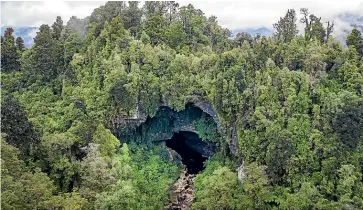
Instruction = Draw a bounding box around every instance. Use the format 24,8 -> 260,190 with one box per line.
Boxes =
166,131 -> 208,174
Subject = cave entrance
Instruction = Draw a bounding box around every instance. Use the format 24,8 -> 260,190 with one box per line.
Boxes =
166,131 -> 208,174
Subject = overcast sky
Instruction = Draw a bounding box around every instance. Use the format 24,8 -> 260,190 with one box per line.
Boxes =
1,0 -> 363,33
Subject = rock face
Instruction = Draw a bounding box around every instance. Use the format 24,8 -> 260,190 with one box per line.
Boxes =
168,148 -> 183,166
182,132 -> 216,157
116,104 -> 219,146
229,120 -> 239,156
237,162 -> 245,183
194,101 -> 220,127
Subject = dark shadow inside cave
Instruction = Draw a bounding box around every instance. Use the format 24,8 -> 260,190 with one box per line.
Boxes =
166,131 -> 208,174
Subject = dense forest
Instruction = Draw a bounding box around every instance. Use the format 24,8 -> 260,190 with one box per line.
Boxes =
1,1 -> 363,209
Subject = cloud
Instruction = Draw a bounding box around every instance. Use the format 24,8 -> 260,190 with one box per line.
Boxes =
178,0 -> 363,31
1,0 -> 362,34
28,28 -> 39,39
1,1 -> 106,27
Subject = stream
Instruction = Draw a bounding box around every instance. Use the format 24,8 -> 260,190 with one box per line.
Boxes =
164,170 -> 196,210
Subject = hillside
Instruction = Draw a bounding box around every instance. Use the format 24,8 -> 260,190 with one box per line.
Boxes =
1,1 -> 363,209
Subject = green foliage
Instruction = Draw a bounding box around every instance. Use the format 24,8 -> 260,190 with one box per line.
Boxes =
346,28 -> 363,56
1,95 -> 39,157
193,166 -> 242,210
131,146 -> 179,209
0,139 -> 60,210
92,123 -> 120,158
31,24 -> 62,83
94,180 -> 136,210
15,37 -> 25,52
333,101 -> 363,149
280,182 -> 320,210
79,143 -> 116,202
273,9 -> 298,43
193,113 -> 219,142
2,2 -> 363,209
94,143 -> 136,209
93,144 -> 179,210
265,129 -> 294,184
52,16 -> 64,40
300,8 -> 333,43
240,163 -> 273,209
1,28 -> 21,72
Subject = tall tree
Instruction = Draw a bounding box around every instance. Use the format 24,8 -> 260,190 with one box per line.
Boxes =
1,28 -> 20,72
333,102 -> 363,149
300,8 -> 332,43
346,28 -> 363,56
66,16 -> 88,38
52,16 -> 64,40
273,9 -> 298,43
15,37 -> 25,52
30,24 -> 63,83
121,1 -> 142,36
0,95 -> 39,157
326,21 -> 334,41
145,14 -> 167,45
88,1 -> 126,37
60,27 -> 83,81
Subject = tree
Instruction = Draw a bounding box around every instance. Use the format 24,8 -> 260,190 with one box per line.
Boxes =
326,21 -> 334,41
346,29 -> 361,47
61,27 -> 83,81
88,1 -> 127,37
140,31 -> 151,44
239,163 -> 272,209
300,8 -> 332,43
92,123 -> 120,158
1,138 -> 25,209
265,129 -> 294,184
41,191 -> 90,210
79,144 -> 116,201
94,144 -> 136,210
94,180 -> 136,210
346,29 -> 363,56
273,9 -> 298,43
193,167 -> 242,210
1,27 -> 20,72
143,1 -> 168,17
19,169 -> 57,209
121,1 -> 142,36
333,102 -> 363,149
1,95 -> 39,157
234,32 -> 253,47
145,14 -> 167,45
280,182 -> 320,210
40,132 -> 79,191
1,139 -> 57,210
205,15 -> 231,52
15,37 -> 25,51
66,16 -> 88,38
30,24 -> 63,83
131,147 -> 179,209
52,16 -> 64,40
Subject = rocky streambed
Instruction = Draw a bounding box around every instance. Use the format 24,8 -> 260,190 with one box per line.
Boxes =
164,170 -> 196,210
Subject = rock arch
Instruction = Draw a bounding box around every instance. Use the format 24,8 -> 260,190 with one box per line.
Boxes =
114,102 -> 220,173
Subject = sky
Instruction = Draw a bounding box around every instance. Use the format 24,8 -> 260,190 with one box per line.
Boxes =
1,0 -> 363,36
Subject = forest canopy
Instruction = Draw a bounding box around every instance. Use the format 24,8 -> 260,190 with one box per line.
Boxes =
1,1 -> 363,209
